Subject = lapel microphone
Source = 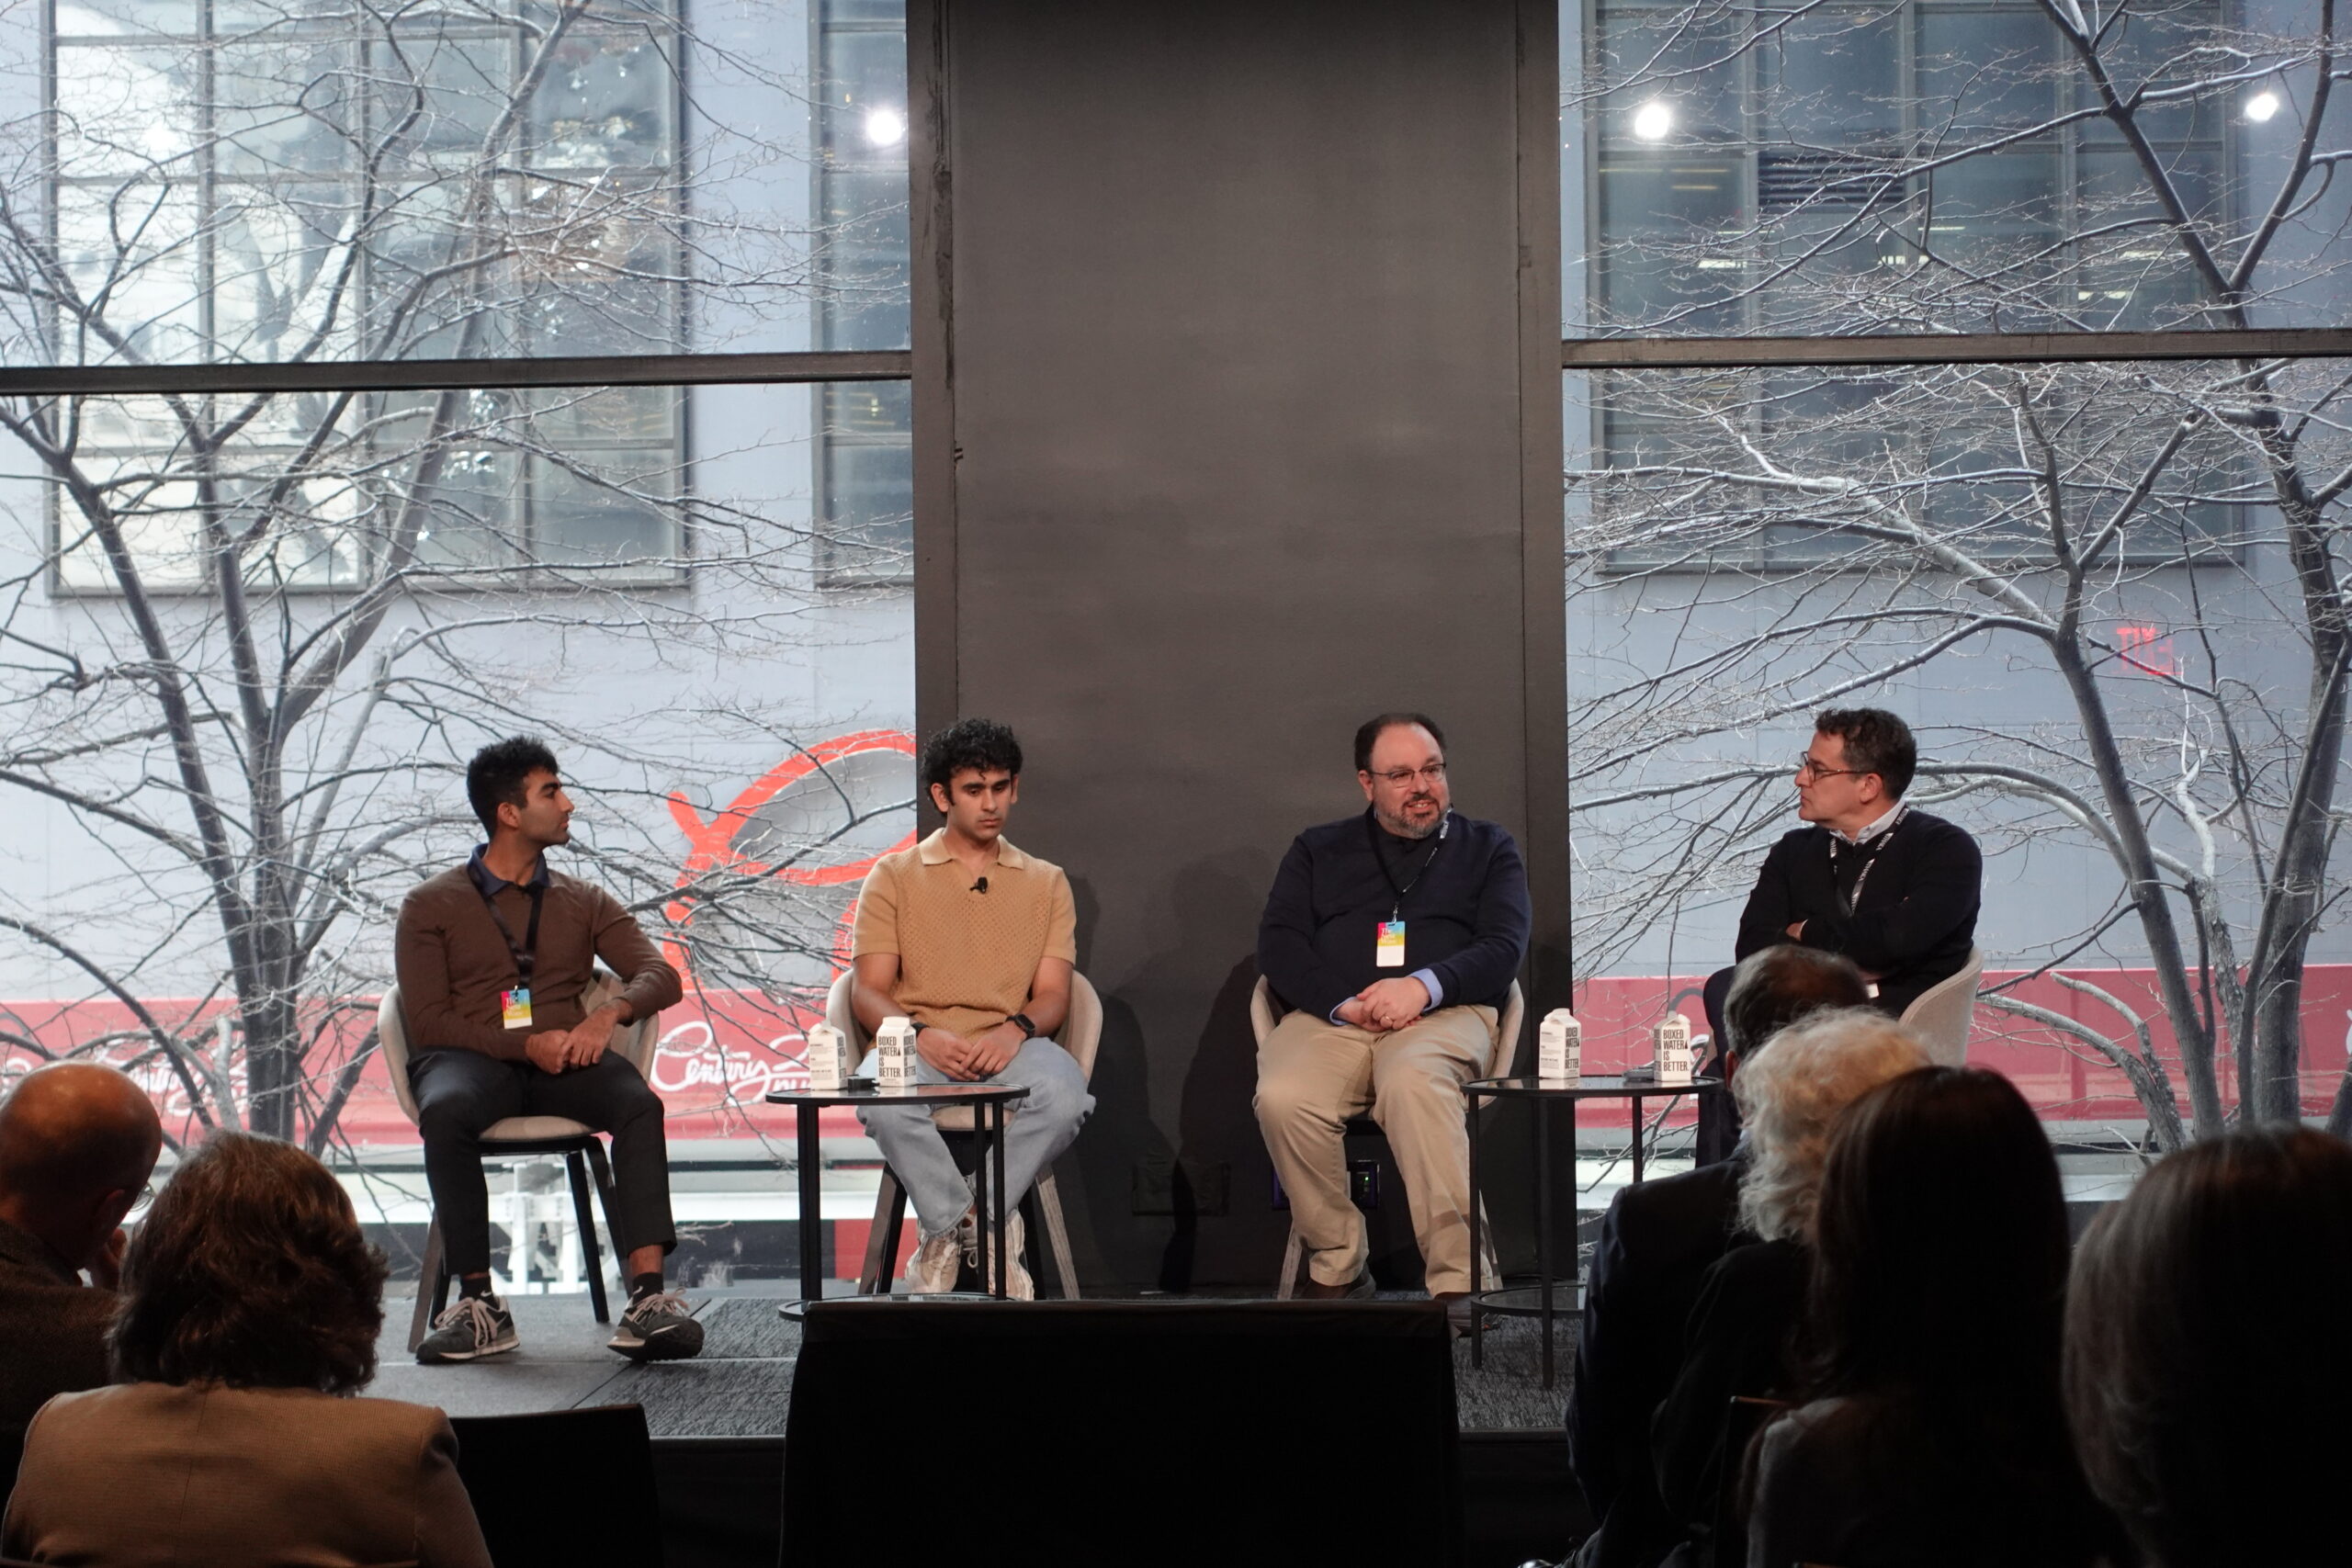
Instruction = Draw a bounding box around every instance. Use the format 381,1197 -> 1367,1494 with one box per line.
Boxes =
972,876 -> 989,894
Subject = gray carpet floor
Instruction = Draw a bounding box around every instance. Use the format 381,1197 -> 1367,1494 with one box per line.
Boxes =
370,1292 -> 1573,1438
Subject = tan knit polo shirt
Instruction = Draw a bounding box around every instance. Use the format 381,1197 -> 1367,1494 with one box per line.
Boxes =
852,829 -> 1077,1038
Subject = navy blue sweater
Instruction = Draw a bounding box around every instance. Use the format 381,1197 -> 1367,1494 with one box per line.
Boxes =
1257,810 -> 1531,1021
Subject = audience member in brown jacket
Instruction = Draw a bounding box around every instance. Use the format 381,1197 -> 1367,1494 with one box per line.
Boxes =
3,1132 -> 492,1568
395,735 -> 695,1365
0,1063 -> 162,1461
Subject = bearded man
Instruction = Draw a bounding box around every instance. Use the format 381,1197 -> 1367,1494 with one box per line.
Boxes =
1253,713 -> 1531,1318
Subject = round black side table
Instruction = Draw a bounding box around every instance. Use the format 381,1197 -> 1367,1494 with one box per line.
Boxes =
1464,1074 -> 1726,1387
763,1082 -> 1031,1313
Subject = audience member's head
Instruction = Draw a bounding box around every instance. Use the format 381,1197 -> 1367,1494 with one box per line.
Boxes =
1807,1066 -> 2069,1406
0,1063 -> 164,1273
1721,945 -> 1871,1062
2065,1125 -> 2352,1568
111,1132 -> 386,1394
1732,1009 -> 1929,1243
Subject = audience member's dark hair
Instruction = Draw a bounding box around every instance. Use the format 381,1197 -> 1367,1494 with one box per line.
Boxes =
111,1132 -> 387,1395
1806,1067 -> 2069,1404
1722,946 -> 1871,1059
466,736 -> 560,835
1812,707 -> 1917,798
920,718 -> 1023,796
1763,1067 -> 2109,1563
2066,1124 -> 2352,1568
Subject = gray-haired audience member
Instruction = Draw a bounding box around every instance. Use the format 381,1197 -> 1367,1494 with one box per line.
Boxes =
3,1132 -> 492,1568
0,1063 -> 163,1450
2065,1124 -> 2352,1568
1566,948 -> 1870,1568
1648,1009 -> 1930,1556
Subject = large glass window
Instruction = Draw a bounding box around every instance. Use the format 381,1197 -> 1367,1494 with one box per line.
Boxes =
815,0 -> 911,584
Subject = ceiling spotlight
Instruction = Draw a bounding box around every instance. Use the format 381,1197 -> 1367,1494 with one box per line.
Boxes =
1631,99 -> 1675,141
864,107 -> 907,147
2244,90 -> 2282,123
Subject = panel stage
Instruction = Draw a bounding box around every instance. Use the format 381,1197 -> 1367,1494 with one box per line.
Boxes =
372,1290 -> 1588,1568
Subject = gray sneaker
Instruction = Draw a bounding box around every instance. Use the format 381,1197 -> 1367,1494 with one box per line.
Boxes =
608,1289 -> 705,1362
416,1292 -> 519,1363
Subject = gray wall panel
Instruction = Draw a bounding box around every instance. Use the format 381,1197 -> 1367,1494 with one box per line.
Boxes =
917,0 -> 1564,1287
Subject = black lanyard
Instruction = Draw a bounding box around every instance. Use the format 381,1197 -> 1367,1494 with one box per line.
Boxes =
1828,806 -> 1907,915
474,868 -> 546,983
1368,809 -> 1450,919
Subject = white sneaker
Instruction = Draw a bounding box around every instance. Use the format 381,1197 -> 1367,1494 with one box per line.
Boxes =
982,1212 -> 1035,1301
904,1224 -> 963,1295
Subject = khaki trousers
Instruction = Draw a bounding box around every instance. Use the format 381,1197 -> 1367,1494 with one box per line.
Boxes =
1253,1003 -> 1496,1294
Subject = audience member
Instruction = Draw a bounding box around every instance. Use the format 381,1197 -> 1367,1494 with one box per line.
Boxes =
2065,1123 -> 2352,1568
0,1062 -> 163,1455
851,718 -> 1094,1298
397,735 -> 697,1364
1255,713 -> 1530,1323
1746,1066 -> 2120,1568
1566,948 -> 1867,1568
1702,710 -> 1981,1051
1649,1009 -> 1928,1561
2,1132 -> 493,1568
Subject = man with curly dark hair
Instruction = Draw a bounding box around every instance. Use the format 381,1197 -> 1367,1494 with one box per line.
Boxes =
4,1132 -> 492,1567
395,737 -> 695,1363
0,1062 -> 161,1451
847,718 -> 1092,1298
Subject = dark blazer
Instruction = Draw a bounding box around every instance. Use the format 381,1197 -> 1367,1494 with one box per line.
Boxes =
1652,1239 -> 1811,1546
1567,1157 -> 1752,1568
1733,809 -> 1981,1018
0,1218 -> 116,1450
5,1382 -> 492,1568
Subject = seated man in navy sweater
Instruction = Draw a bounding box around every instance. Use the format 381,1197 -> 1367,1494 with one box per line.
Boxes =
1255,713 -> 1530,1316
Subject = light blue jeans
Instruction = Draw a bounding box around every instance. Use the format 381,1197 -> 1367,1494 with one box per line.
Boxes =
856,1038 -> 1095,1238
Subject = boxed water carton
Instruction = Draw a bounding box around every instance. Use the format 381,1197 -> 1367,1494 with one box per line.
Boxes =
1653,1012 -> 1694,1087
804,1021 -> 850,1093
1537,1009 -> 1582,1082
874,1016 -> 920,1089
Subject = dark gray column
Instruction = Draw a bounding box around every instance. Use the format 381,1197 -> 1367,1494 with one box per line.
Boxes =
911,0 -> 1565,1288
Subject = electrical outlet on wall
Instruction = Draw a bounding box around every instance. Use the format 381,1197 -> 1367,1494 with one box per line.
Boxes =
1132,1159 -> 1232,1215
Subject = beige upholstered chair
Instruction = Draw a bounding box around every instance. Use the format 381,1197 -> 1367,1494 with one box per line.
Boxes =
379,973 -> 660,1350
1252,975 -> 1521,1299
1898,946 -> 1984,1066
825,968 -> 1101,1297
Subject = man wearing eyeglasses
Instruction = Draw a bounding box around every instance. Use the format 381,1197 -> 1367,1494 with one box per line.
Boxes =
1255,713 -> 1531,1318
1702,708 -> 1981,1079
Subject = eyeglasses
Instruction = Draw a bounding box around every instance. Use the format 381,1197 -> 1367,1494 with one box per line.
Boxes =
1368,762 -> 1447,788
1794,753 -> 1867,784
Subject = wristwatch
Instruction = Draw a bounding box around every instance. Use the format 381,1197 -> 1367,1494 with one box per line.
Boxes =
1007,1011 -> 1039,1037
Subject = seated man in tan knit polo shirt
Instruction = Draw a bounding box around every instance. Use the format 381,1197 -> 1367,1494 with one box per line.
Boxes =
849,718 -> 1094,1298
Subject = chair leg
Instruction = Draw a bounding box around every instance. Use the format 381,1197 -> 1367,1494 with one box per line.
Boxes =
567,1148 -> 611,1325
408,1217 -> 447,1353
582,1139 -> 628,1321
859,1169 -> 910,1295
1276,1225 -> 1304,1301
1033,1168 -> 1080,1300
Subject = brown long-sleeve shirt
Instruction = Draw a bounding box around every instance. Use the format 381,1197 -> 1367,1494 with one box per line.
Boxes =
393,857 -> 683,1062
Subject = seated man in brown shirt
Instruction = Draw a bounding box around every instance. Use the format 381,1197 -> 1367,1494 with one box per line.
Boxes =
850,719 -> 1093,1299
0,1064 -> 162,1465
395,737 -> 694,1364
